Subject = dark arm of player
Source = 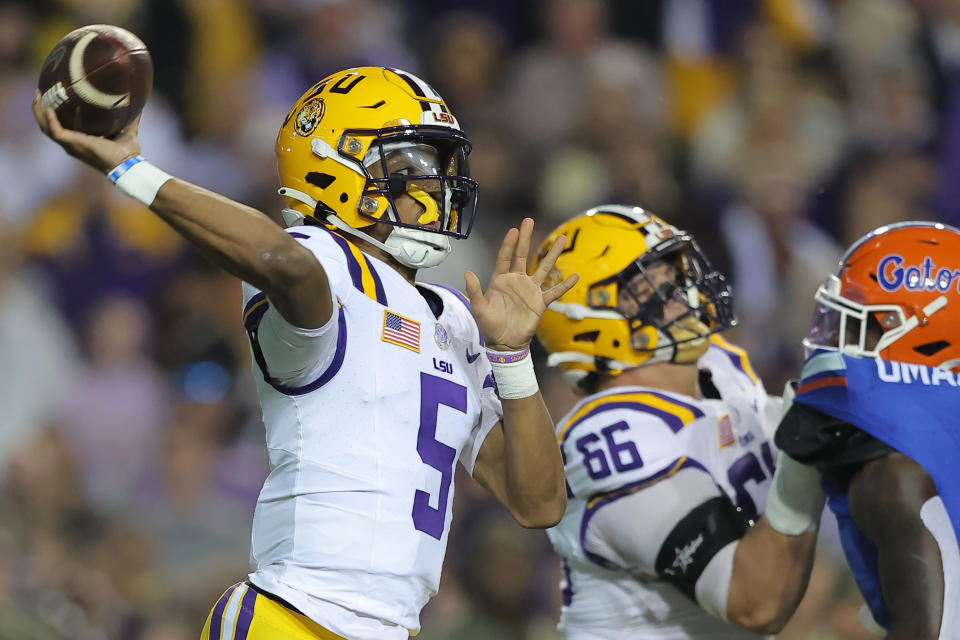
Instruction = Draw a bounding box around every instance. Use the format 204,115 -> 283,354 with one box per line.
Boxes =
724,519 -> 818,633
33,99 -> 332,329
847,453 -> 943,639
150,180 -> 332,328
472,397 -> 567,529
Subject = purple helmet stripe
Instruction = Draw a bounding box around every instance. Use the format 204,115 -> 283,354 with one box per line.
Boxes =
209,583 -> 240,640
233,586 -> 258,640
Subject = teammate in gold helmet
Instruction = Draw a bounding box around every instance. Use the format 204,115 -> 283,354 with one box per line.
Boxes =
533,205 -> 827,639
532,204 -> 735,392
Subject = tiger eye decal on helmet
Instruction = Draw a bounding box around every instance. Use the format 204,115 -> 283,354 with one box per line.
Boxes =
275,66 -> 477,242
805,221 -> 960,371
531,205 -> 735,387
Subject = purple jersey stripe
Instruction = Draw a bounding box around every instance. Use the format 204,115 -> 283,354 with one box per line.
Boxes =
561,558 -> 574,607
243,293 -> 269,331
579,457 -> 709,569
325,229 -> 366,294
640,391 -> 706,419
429,283 -> 484,345
246,305 -> 348,396
233,586 -> 258,640
713,344 -> 750,379
286,231 -> 310,239
561,401 -> 686,448
361,253 -> 388,305
210,583 -> 240,640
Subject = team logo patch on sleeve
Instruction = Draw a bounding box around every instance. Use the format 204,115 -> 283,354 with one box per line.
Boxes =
382,310 -> 420,352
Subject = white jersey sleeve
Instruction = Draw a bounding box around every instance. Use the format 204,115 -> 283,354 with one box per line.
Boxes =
584,466 -> 724,575
418,283 -> 503,475
240,226 -> 358,388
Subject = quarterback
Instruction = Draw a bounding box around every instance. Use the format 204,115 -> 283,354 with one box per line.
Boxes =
34,67 -> 575,639
777,222 -> 960,639
531,206 -> 825,638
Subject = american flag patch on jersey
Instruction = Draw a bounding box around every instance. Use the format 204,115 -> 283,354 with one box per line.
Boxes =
717,414 -> 735,449
382,310 -> 420,352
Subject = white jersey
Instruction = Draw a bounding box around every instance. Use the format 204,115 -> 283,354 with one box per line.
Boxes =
241,225 -> 502,640
548,339 -> 778,639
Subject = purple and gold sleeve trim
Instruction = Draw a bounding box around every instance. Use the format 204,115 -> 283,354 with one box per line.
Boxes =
709,335 -> 760,385
558,391 -> 705,447
242,293 -> 348,396
579,457 -> 709,570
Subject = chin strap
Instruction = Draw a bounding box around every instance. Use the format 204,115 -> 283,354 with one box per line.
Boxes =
278,184 -> 452,269
325,214 -> 452,269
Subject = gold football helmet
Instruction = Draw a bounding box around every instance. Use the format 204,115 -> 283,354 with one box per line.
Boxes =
276,67 -> 477,267
531,205 -> 735,387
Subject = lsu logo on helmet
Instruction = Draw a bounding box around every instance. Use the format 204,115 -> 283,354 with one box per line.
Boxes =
531,205 -> 735,389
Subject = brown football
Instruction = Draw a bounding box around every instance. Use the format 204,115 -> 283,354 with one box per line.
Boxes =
37,24 -> 153,138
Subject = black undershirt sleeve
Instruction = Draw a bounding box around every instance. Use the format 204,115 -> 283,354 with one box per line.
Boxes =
654,495 -> 752,601
776,402 -> 894,491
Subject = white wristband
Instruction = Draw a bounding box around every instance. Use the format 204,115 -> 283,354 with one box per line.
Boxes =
765,454 -> 826,535
108,155 -> 172,206
487,347 -> 539,400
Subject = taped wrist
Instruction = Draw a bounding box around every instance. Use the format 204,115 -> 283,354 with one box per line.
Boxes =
108,155 -> 172,206
654,496 -> 752,601
764,454 -> 826,535
486,346 -> 538,399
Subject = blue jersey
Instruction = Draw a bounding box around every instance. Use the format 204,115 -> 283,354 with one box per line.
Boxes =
790,349 -> 960,627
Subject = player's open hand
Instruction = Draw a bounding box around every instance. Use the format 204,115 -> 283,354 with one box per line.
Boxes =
465,217 -> 578,351
32,89 -> 140,173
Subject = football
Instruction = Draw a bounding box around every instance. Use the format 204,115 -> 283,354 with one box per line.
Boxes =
37,24 -> 153,138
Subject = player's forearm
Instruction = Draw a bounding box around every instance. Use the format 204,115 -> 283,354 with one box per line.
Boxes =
151,179 -> 309,291
725,519 -> 817,633
499,394 -> 567,528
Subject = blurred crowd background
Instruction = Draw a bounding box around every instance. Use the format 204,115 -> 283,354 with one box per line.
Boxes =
2,0 -> 957,637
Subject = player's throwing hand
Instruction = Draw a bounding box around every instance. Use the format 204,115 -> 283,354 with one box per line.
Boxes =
465,217 -> 579,351
32,89 -> 140,173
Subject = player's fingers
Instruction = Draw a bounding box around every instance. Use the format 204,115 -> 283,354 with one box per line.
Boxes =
542,273 -> 579,306
493,227 -> 518,276
33,91 -> 52,135
511,217 -> 534,274
118,112 -> 142,139
531,233 -> 567,284
464,270 -> 483,301
44,108 -> 81,146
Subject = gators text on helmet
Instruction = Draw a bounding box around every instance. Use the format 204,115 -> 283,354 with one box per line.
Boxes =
806,221 -> 960,370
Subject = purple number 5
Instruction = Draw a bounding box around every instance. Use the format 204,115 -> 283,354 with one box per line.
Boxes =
413,372 -> 467,540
